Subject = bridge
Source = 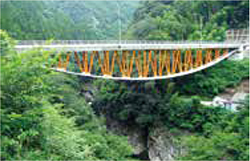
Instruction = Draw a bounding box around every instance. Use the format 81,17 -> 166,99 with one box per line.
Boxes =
15,38 -> 249,81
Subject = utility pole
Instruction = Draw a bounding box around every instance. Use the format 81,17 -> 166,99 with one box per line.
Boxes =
117,1 -> 122,44
200,16 -> 203,41
194,13 -> 202,41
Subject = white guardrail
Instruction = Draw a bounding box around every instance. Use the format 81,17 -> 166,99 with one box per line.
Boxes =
14,40 -> 248,51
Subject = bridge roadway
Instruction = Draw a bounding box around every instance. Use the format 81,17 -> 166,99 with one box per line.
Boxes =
15,40 -> 247,52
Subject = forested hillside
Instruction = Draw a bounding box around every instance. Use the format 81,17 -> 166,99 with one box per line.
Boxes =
1,1 -> 139,40
125,0 -> 249,40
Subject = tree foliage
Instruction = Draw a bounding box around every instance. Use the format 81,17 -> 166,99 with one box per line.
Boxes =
178,97 -> 249,160
0,31 -> 132,160
93,66 -> 249,160
126,0 -> 249,40
0,1 -> 139,40
174,59 -> 249,97
0,29 -> 16,56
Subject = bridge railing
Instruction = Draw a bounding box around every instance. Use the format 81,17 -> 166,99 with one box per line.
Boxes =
16,39 -> 248,45
226,28 -> 249,41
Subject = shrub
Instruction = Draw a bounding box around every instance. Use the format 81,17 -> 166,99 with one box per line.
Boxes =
0,29 -> 16,56
178,97 -> 249,160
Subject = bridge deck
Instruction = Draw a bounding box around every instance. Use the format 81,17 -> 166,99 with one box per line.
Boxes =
15,40 -> 247,51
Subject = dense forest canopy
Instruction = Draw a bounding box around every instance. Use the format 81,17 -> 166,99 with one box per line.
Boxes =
1,0 -> 139,40
125,0 -> 249,40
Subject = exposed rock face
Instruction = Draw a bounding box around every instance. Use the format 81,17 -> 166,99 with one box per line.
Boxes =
218,78 -> 249,100
105,117 -> 185,161
80,80 -> 97,103
127,128 -> 147,156
148,127 -> 184,161
105,117 -> 148,158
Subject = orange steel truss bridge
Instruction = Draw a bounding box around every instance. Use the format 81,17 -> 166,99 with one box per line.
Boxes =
15,39 -> 249,81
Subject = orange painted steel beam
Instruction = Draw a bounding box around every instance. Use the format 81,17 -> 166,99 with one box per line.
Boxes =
84,51 -> 89,73
128,51 -> 136,77
172,50 -> 182,74
158,50 -> 171,75
151,50 -> 158,77
115,51 -> 124,77
143,50 -> 147,77
119,51 -> 135,77
184,50 -> 193,71
223,49 -> 229,56
142,50 -> 151,77
145,50 -> 152,77
105,51 -> 110,74
121,51 -> 129,77
158,50 -> 163,76
205,49 -> 213,64
115,51 -> 126,77
81,51 -> 85,71
88,51 -> 95,74
64,53 -> 71,70
102,51 -> 107,74
74,51 -> 83,72
110,51 -> 117,76
165,51 -> 171,75
195,50 -> 203,68
57,52 -> 71,70
214,49 -> 220,59
135,51 -> 143,77
95,51 -> 104,74
58,54 -> 62,69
